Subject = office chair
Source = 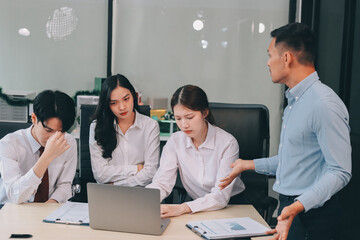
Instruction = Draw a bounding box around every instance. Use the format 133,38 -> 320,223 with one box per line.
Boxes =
209,102 -> 278,225
73,104 -> 152,202
72,104 -> 97,202
0,122 -> 32,139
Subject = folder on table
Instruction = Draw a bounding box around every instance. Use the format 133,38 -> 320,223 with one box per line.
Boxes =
186,217 -> 271,240
43,201 -> 89,226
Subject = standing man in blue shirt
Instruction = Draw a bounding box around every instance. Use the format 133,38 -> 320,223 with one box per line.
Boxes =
219,22 -> 352,240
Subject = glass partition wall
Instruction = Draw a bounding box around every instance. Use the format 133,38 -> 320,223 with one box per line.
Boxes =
1,0 -> 290,156
112,0 -> 290,156
0,0 -> 108,96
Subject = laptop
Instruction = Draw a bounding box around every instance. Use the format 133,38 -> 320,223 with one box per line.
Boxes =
87,183 -> 170,235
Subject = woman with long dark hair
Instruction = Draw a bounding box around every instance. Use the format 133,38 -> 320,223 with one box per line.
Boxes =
89,74 -> 160,186
147,85 -> 245,217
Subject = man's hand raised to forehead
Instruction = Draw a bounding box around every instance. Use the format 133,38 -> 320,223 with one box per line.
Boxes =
33,131 -> 70,178
42,131 -> 70,162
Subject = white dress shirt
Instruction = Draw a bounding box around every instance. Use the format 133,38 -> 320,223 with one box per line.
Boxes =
0,127 -> 77,204
89,111 -> 160,186
147,123 -> 245,213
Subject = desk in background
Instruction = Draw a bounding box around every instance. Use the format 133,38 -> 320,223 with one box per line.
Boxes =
0,203 -> 271,240
160,132 -> 171,141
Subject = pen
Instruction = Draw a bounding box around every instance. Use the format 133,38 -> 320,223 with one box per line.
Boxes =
190,225 -> 207,236
55,220 -> 83,225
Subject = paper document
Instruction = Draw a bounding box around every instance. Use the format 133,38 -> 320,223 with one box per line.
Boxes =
43,201 -> 89,225
186,217 -> 271,239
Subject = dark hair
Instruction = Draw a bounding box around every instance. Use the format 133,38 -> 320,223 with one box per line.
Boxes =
33,90 -> 75,132
93,74 -> 139,159
170,85 -> 215,125
271,22 -> 316,65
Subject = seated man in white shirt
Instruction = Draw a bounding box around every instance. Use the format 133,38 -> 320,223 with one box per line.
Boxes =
0,90 -> 77,207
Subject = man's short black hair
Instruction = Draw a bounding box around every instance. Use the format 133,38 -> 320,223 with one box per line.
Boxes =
33,90 -> 75,132
271,22 -> 316,65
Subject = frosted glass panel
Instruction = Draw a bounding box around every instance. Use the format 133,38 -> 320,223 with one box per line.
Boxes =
113,0 -> 289,155
0,0 -> 108,96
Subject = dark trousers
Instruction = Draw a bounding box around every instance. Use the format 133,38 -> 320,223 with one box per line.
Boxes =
278,194 -> 342,240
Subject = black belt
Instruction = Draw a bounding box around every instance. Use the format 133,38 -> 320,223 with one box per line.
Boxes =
279,194 -> 299,202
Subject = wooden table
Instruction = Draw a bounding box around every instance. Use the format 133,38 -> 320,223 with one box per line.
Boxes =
0,203 -> 272,240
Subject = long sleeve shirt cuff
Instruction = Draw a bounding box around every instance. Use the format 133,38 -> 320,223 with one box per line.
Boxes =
50,191 -> 66,203
295,192 -> 318,212
185,200 -> 199,213
30,168 -> 43,184
185,198 -> 225,213
115,177 -> 139,187
254,158 -> 269,174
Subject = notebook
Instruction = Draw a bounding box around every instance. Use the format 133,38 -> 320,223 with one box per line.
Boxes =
87,183 -> 170,235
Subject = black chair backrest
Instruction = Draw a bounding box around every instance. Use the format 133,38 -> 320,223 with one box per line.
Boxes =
78,104 -> 151,202
209,103 -> 269,159
209,103 -> 270,198
78,104 -> 97,202
138,105 -> 151,117
0,122 -> 32,139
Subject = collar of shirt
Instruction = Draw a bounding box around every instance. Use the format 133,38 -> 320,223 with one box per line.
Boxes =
185,122 -> 216,150
285,71 -> 319,105
25,126 -> 42,154
113,110 -> 142,134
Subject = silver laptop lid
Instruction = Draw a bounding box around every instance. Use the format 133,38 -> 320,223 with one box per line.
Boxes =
87,183 -> 170,235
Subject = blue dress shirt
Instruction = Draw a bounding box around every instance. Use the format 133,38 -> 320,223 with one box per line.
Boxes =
254,72 -> 352,212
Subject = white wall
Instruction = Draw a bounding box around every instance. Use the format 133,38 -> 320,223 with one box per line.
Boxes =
0,0 -> 108,97
112,0 -> 289,156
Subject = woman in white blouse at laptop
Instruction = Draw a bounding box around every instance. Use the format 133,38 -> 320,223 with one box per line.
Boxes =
147,85 -> 245,217
89,74 -> 160,186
